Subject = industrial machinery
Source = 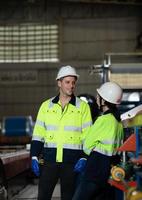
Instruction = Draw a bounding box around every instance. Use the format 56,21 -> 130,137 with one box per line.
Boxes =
89,52 -> 142,200
108,105 -> 142,200
0,116 -> 33,199
89,52 -> 142,114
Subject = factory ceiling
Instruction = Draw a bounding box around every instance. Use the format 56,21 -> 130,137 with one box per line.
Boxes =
1,0 -> 142,6
58,0 -> 142,5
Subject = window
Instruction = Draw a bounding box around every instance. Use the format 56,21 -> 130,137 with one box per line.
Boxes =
0,23 -> 59,63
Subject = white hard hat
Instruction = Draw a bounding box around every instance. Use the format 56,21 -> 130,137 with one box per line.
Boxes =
97,82 -> 123,104
56,65 -> 79,80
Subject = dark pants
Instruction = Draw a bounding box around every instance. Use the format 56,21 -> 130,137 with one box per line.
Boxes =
72,151 -> 116,200
72,180 -> 102,200
72,180 -> 115,200
38,162 -> 76,200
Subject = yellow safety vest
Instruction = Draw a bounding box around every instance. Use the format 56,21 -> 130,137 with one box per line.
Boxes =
83,113 -> 124,156
32,96 -> 92,162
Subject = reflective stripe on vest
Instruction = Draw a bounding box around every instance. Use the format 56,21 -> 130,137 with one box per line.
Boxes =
48,97 -> 55,109
93,147 -> 117,156
45,125 -> 58,131
64,125 -> 82,132
44,142 -> 57,148
36,120 -> 58,131
36,120 -> 45,127
63,143 -> 82,150
100,139 -> 118,145
76,97 -> 81,108
44,142 -> 82,150
83,138 -> 120,156
82,121 -> 92,129
83,146 -> 117,156
36,121 -> 83,133
32,135 -> 44,142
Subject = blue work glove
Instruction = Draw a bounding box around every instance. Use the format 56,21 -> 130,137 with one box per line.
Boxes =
74,158 -> 87,173
31,157 -> 40,176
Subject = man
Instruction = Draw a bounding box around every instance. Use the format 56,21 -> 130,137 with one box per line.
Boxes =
30,65 -> 92,200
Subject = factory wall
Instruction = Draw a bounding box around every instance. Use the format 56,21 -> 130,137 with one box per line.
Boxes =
0,2 -> 142,120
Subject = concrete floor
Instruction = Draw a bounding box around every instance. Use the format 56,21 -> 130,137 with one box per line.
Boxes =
11,183 -> 61,200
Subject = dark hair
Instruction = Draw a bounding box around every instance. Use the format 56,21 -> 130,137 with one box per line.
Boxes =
105,101 -> 121,122
78,94 -> 99,122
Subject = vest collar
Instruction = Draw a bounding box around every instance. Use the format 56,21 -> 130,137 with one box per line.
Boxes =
52,94 -> 76,106
103,110 -> 111,115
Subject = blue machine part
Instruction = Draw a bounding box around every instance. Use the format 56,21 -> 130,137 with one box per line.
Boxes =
135,127 -> 141,158
135,127 -> 142,190
2,116 -> 33,136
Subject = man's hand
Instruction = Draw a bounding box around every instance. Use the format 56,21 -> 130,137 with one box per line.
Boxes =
31,157 -> 40,176
74,158 -> 87,173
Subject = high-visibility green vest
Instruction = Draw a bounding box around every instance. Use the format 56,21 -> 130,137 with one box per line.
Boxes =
32,97 -> 92,162
83,113 -> 124,156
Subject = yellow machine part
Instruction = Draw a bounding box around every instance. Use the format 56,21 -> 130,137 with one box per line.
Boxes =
125,114 -> 142,128
126,187 -> 142,200
111,166 -> 125,181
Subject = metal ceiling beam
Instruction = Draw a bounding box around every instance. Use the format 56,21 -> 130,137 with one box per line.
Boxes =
1,0 -> 142,6
110,63 -> 142,73
59,0 -> 142,5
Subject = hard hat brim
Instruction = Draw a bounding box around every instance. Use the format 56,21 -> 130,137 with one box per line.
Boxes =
56,74 -> 79,80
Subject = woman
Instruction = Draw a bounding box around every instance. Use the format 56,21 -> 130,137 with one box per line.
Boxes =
72,81 -> 124,200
